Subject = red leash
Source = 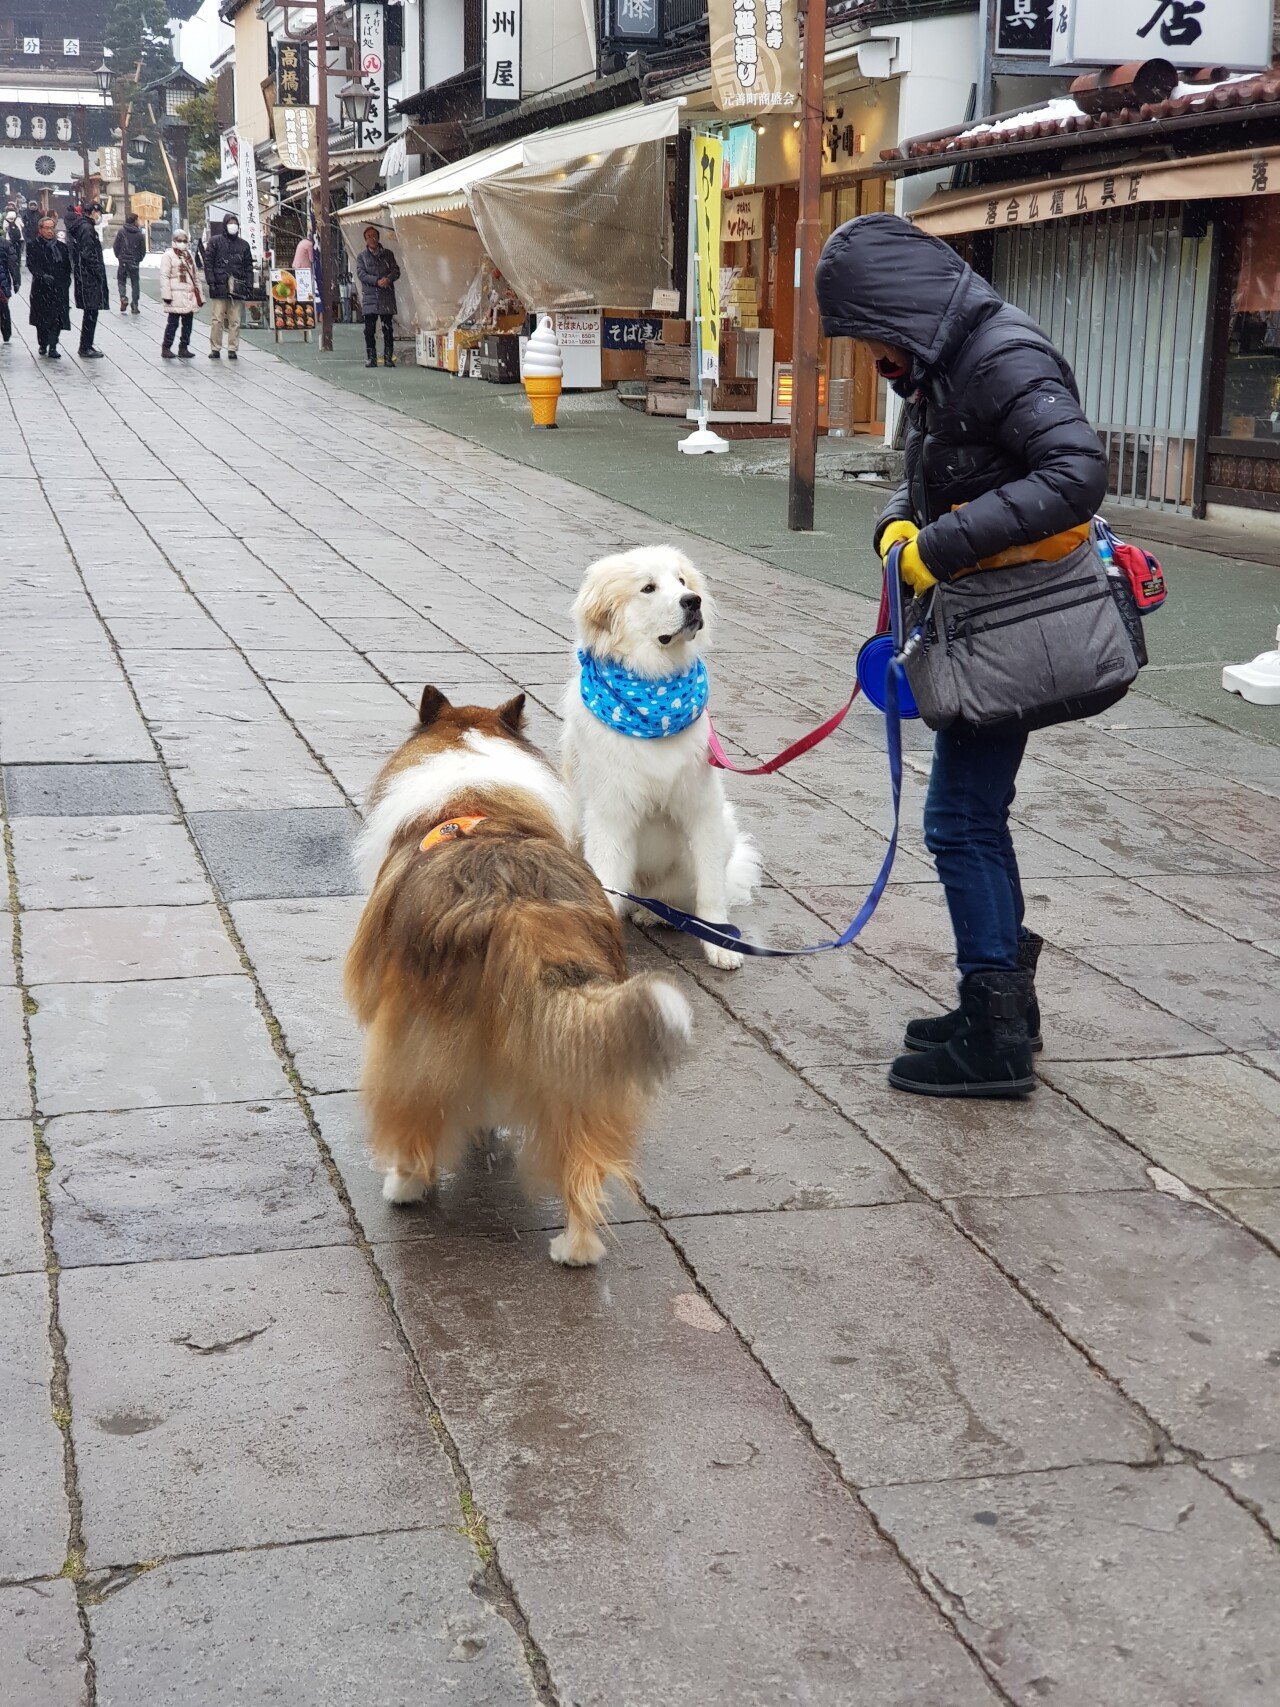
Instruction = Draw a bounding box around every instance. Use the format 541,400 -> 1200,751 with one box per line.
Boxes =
707,585 -> 889,776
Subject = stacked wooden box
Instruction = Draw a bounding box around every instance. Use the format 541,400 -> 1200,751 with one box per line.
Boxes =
645,320 -> 692,416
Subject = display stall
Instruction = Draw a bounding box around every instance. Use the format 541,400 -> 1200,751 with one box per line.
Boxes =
338,99 -> 685,389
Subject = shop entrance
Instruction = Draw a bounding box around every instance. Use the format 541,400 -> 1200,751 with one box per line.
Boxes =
820,177 -> 888,435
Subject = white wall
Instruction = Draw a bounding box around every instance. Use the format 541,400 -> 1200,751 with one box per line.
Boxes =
521,0 -> 596,98
885,13 -> 981,217
423,0 -> 466,87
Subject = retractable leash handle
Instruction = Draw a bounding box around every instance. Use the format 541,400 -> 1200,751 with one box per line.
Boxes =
611,547 -> 908,959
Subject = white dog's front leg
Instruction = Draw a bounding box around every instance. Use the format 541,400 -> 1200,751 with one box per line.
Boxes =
580,807 -> 637,917
687,800 -> 742,970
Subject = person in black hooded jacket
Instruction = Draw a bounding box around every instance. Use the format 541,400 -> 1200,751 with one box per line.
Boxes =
65,206 -> 109,358
816,213 -> 1108,1100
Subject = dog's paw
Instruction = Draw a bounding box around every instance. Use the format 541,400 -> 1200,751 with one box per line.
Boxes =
703,942 -> 744,971
382,1168 -> 431,1205
549,1227 -> 605,1267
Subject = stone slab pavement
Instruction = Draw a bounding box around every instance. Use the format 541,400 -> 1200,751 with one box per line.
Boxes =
0,302 -> 1278,1706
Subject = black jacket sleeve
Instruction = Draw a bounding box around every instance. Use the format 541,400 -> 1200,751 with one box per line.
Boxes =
917,346 -> 1108,581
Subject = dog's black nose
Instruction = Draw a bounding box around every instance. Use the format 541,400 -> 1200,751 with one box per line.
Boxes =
680,593 -> 702,613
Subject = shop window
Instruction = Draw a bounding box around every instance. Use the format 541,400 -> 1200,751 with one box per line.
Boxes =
1217,203 -> 1280,442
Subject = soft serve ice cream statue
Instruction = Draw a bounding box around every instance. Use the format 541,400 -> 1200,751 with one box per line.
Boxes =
523,314 -> 564,429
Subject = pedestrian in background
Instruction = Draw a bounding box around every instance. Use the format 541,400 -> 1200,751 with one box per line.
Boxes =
0,232 -> 15,347
356,225 -> 400,369
159,230 -> 201,358
26,214 -> 71,359
204,214 -> 254,361
3,205 -> 22,284
65,205 -> 109,359
113,212 -> 145,314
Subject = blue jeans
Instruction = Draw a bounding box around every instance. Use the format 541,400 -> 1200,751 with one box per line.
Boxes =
923,720 -> 1028,977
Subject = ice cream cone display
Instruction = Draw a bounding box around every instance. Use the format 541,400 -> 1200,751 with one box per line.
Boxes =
523,315 -> 563,429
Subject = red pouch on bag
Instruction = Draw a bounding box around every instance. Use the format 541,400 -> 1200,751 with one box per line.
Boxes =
1110,539 -> 1168,614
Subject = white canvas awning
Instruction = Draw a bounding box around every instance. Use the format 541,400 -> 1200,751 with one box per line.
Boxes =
339,97 -> 686,225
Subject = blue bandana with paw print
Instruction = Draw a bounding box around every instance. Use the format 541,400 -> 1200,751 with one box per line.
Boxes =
577,648 -> 709,739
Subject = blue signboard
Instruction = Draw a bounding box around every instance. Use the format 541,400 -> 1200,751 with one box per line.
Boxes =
603,315 -> 665,350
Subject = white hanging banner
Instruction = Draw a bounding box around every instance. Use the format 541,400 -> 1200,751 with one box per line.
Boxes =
485,0 -> 522,107
235,128 -> 264,262
1050,0 -> 1272,71
355,2 -> 387,151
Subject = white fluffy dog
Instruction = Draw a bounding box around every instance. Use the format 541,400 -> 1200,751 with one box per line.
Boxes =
562,546 -> 760,971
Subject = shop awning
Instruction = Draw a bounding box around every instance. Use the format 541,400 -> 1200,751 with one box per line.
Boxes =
913,145 -> 1280,238
338,97 -> 686,225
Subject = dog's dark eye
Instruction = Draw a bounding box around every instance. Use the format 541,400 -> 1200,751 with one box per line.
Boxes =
678,577 -> 686,587
641,582 -> 657,594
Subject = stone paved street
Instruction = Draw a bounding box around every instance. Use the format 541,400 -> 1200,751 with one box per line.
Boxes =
2,304 -> 1279,1706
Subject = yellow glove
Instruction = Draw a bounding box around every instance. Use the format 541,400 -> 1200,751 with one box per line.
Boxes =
879,520 -> 937,596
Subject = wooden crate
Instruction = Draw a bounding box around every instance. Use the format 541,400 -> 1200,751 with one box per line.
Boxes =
644,342 -> 692,383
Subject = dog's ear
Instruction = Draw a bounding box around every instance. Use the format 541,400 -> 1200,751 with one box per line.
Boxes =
496,693 -> 526,733
575,568 -> 619,644
418,685 -> 450,727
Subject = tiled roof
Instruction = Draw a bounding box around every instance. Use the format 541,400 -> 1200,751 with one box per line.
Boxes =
891,67 -> 1280,162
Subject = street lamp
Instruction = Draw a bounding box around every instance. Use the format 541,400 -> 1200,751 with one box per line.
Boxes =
337,78 -> 375,127
94,61 -> 112,99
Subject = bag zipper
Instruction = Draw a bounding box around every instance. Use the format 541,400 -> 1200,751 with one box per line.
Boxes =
961,588 -> 1109,653
947,574 -> 1098,626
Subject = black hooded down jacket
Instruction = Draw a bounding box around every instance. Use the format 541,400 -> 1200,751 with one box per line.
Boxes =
816,214 -> 1108,582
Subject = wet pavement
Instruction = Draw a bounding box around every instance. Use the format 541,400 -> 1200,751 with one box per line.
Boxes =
1,300 -> 1279,1706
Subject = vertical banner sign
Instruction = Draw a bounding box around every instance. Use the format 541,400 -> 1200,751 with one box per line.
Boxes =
235,128 -> 264,263
708,0 -> 799,117
275,38 -> 311,106
273,105 -> 317,172
996,0 -> 1053,55
1052,0 -> 1271,70
485,1 -> 522,108
694,132 -> 724,384
355,2 -> 386,150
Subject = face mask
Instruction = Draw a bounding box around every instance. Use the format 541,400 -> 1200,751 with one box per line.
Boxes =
226,223 -> 239,235
174,238 -> 188,248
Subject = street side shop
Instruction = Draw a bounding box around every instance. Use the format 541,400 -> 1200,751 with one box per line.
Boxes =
887,64 -> 1280,518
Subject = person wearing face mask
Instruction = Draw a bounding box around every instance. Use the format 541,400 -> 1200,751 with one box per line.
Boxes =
815,214 -> 1109,1100
113,212 -> 146,314
159,230 -> 202,358
65,203 -> 109,359
26,213 -> 72,359
204,215 -> 254,360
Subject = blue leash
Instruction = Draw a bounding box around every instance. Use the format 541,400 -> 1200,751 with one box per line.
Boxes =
610,546 -> 911,959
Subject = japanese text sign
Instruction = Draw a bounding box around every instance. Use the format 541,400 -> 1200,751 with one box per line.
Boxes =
997,0 -> 1053,56
1050,0 -> 1272,71
485,0 -> 522,106
709,0 -> 799,116
355,3 -> 386,149
275,40 -> 311,108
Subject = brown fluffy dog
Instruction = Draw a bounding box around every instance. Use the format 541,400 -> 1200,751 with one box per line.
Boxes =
344,687 -> 692,1265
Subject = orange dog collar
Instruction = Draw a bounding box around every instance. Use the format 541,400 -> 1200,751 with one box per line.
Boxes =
419,815 -> 486,854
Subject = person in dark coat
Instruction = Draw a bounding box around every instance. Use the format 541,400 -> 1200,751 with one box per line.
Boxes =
0,232 -> 15,346
26,215 -> 72,359
113,212 -> 146,313
66,206 -> 109,358
355,225 -> 400,368
815,213 -> 1108,1100
203,214 -> 255,360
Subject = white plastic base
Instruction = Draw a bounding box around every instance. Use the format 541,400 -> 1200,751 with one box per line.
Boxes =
1222,626 -> 1280,706
678,420 -> 730,455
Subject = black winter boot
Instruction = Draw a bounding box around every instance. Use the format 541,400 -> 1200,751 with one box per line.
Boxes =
889,968 -> 1036,1100
904,931 -> 1043,1053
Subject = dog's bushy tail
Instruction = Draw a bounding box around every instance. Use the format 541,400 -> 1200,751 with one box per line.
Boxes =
538,972 -> 692,1093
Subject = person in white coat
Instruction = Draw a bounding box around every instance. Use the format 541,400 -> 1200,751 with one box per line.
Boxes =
159,231 -> 202,358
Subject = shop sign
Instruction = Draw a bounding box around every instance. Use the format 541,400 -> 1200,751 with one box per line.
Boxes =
603,314 -> 664,350
723,191 -> 763,242
273,105 -> 317,173
271,268 -> 316,331
132,191 -> 163,224
355,3 -> 386,148
709,0 -> 800,116
915,146 -> 1280,237
1050,0 -> 1272,71
996,0 -> 1053,56
275,40 -> 310,109
693,132 -> 724,382
220,128 -> 238,182
602,0 -> 661,43
235,127 -> 265,263
485,0 -> 522,108
554,310 -> 600,348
